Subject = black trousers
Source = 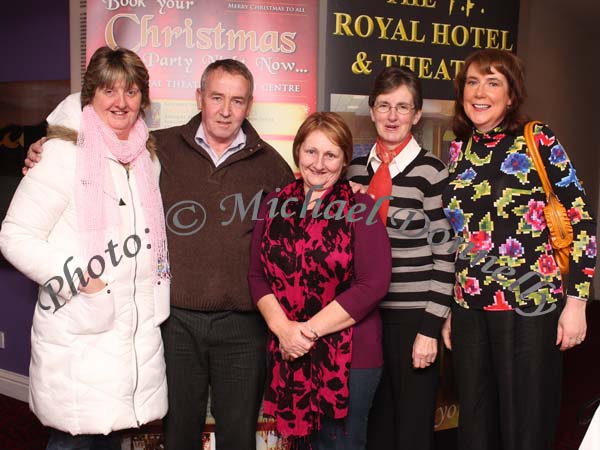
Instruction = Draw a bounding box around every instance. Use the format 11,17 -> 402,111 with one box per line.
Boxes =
367,309 -> 439,450
161,307 -> 267,450
451,305 -> 562,450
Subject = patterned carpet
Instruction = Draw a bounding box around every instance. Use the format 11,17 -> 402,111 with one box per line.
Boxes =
0,393 -> 48,450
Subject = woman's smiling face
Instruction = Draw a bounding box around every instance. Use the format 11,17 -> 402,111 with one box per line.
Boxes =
298,130 -> 345,194
92,80 -> 142,140
462,64 -> 512,133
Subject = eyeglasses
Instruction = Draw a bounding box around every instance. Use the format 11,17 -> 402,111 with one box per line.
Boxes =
373,102 -> 415,115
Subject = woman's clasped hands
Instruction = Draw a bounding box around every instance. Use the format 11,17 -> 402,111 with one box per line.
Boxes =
277,320 -> 318,361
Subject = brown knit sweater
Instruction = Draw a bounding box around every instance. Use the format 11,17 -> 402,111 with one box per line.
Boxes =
152,113 -> 294,311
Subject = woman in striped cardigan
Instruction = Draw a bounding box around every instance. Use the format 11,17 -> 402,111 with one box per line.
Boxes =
347,66 -> 455,450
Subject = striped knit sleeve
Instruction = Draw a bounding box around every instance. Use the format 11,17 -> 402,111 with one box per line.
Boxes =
419,157 -> 455,338
346,156 -> 371,186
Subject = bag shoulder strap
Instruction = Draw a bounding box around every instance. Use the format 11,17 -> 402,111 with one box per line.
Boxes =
525,120 -> 554,199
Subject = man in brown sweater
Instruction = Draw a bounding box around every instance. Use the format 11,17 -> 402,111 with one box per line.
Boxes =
26,60 -> 294,450
154,59 -> 293,450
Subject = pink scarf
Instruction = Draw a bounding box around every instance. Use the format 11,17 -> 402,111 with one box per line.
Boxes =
75,105 -> 170,281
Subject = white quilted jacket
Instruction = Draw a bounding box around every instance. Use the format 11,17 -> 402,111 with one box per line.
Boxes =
0,94 -> 170,434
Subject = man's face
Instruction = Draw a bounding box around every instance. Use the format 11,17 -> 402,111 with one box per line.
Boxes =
196,69 -> 253,151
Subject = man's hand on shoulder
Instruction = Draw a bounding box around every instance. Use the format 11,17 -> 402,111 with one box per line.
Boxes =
22,137 -> 46,175
349,181 -> 371,196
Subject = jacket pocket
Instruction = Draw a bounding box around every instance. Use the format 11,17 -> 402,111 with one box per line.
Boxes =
153,282 -> 170,326
67,284 -> 115,334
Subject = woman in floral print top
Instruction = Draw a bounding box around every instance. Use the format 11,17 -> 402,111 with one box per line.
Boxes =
441,49 -> 596,450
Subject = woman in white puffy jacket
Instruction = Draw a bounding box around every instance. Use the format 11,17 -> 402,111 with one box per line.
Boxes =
0,47 -> 170,450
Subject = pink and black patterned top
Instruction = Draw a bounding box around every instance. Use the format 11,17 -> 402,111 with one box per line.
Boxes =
248,179 -> 391,437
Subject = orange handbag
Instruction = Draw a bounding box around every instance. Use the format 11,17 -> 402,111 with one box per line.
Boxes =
524,121 -> 573,278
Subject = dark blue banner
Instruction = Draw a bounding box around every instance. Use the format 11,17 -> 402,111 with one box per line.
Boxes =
325,0 -> 520,102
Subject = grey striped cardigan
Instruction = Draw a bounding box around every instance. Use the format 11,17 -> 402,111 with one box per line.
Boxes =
346,146 -> 455,337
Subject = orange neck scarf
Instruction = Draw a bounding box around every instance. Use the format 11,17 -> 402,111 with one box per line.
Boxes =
367,133 -> 412,223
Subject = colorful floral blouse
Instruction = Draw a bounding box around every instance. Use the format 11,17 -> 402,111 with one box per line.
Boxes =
442,124 -> 596,311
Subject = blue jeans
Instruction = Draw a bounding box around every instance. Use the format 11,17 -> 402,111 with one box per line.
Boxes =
310,367 -> 383,450
46,429 -> 121,450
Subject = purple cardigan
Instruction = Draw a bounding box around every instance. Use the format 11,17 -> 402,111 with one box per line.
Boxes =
248,191 -> 391,368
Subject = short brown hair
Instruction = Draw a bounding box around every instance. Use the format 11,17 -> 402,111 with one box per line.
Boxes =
369,66 -> 423,111
80,46 -> 150,116
200,59 -> 254,98
292,112 -> 353,176
453,49 -> 528,141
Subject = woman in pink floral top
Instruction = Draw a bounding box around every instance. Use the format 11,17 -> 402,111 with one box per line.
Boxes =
441,49 -> 596,450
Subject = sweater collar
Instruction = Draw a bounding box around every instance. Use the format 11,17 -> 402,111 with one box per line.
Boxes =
181,112 -> 264,157
367,136 -> 422,174
473,125 -> 504,137
472,125 -> 507,145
